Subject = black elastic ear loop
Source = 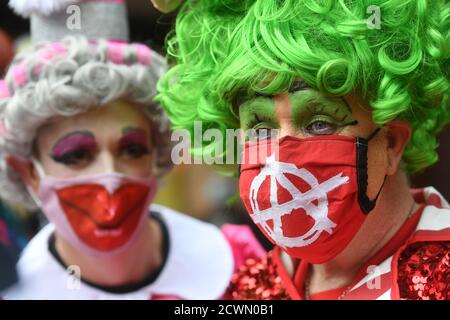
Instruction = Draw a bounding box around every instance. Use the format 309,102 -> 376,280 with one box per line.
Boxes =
367,127 -> 387,205
367,127 -> 382,141
371,174 -> 387,203
356,127 -> 386,213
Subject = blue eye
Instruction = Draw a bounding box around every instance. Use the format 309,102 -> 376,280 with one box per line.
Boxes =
305,120 -> 337,135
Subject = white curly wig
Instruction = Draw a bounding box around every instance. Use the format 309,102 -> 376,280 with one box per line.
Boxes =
0,36 -> 172,210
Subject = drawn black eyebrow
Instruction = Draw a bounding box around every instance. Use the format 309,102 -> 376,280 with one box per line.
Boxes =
288,80 -> 310,93
339,114 -> 349,122
236,91 -> 274,110
255,80 -> 311,97
341,97 -> 353,114
254,92 -> 274,99
238,80 -> 324,111
249,80 -> 311,101
307,105 -> 315,113
288,80 -> 352,115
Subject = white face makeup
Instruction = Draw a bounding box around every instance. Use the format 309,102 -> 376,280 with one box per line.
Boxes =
34,100 -> 155,180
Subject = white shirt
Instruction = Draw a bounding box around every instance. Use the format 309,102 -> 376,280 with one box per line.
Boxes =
1,204 -> 234,300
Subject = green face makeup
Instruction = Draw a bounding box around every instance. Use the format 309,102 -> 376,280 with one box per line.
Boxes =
239,88 -> 357,138
290,89 -> 356,136
239,96 -> 278,131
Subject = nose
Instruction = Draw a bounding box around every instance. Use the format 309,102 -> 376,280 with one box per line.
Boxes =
96,151 -> 119,174
274,93 -> 297,138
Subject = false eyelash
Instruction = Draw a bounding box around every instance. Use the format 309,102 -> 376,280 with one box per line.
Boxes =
336,120 -> 359,128
305,105 -> 352,123
51,148 -> 92,164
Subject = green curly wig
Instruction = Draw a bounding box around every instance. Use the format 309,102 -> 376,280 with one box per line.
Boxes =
157,0 -> 450,174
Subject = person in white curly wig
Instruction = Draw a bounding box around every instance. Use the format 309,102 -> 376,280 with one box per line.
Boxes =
0,36 -> 172,209
0,0 -> 264,300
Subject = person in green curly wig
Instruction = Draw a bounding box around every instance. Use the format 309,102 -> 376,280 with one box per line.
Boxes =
155,0 -> 450,300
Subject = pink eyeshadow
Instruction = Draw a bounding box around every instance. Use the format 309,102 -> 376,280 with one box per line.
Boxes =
119,128 -> 149,148
52,132 -> 97,158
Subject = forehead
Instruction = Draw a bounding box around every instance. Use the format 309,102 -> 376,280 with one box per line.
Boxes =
239,88 -> 353,114
37,101 -> 152,143
234,80 -> 310,106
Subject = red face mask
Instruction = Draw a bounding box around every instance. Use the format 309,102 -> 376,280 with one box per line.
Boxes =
239,130 -> 383,264
56,182 -> 153,252
30,166 -> 158,257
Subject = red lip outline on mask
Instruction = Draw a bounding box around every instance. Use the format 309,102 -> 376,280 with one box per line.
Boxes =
56,183 -> 150,252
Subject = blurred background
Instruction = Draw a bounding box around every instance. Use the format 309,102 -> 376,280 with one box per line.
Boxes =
0,1 -> 270,256
0,0 -> 449,260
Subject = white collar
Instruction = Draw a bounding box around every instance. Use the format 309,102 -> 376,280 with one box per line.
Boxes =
415,187 -> 450,233
145,204 -> 234,299
4,204 -> 234,300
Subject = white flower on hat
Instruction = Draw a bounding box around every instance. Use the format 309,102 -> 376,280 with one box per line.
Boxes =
9,0 -> 81,17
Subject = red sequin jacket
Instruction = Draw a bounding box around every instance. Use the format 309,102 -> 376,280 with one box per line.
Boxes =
227,187 -> 450,300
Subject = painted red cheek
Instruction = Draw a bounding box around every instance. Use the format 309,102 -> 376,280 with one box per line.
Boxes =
56,184 -> 150,251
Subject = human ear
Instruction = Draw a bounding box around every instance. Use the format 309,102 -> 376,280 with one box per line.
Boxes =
6,155 -> 40,192
384,121 -> 412,176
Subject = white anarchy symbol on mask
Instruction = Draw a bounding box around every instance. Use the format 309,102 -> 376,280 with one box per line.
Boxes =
249,154 -> 350,248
